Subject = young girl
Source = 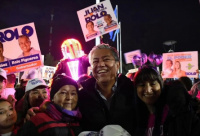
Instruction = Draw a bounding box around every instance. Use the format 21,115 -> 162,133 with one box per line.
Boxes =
0,98 -> 18,136
133,65 -> 200,136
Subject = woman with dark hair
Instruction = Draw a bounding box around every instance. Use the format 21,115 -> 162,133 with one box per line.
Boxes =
17,74 -> 82,136
179,76 -> 193,91
0,98 -> 18,136
15,78 -> 49,127
133,65 -> 200,136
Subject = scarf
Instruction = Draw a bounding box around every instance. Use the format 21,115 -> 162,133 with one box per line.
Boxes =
44,102 -> 82,122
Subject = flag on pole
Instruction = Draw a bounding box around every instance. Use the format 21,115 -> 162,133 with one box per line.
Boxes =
109,5 -> 118,40
111,6 -> 119,42
112,28 -> 119,42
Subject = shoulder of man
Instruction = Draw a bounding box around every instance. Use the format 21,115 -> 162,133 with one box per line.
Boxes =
79,77 -> 96,91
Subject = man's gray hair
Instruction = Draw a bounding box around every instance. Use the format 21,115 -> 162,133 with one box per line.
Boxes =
88,43 -> 119,64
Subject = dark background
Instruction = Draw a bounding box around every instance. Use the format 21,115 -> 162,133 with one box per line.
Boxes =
1,0 -> 200,73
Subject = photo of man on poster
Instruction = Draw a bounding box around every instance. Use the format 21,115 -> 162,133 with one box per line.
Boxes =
104,14 -> 118,32
18,35 -> 40,58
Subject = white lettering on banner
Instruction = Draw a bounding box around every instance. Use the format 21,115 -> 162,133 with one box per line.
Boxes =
11,60 -> 21,65
21,56 -> 39,63
16,62 -> 37,70
0,63 -> 8,67
11,56 -> 39,65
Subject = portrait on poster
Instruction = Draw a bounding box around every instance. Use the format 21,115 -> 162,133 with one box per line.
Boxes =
162,51 -> 198,78
124,50 -> 141,64
42,65 -> 56,80
0,22 -> 43,74
77,0 -> 119,42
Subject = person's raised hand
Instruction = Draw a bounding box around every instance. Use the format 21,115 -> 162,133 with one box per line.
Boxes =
25,107 -> 40,122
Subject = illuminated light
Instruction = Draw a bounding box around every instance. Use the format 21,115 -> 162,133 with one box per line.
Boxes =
67,60 -> 79,80
61,39 -> 84,59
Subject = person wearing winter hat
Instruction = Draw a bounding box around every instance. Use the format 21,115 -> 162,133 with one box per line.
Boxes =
15,78 -> 49,127
17,74 -> 82,136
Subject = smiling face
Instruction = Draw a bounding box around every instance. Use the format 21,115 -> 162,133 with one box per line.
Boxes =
18,36 -> 31,54
90,49 -> 119,85
0,101 -> 17,130
104,15 -> 112,26
28,87 -> 49,107
52,85 -> 78,111
166,60 -> 172,69
136,80 -> 161,106
86,22 -> 94,32
175,61 -> 181,69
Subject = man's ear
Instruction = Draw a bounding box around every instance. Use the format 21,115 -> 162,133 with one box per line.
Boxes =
116,61 -> 120,70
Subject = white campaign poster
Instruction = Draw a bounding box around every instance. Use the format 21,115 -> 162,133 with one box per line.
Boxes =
0,22 -> 43,74
124,49 -> 141,64
42,65 -> 56,80
77,0 -> 119,42
162,51 -> 198,78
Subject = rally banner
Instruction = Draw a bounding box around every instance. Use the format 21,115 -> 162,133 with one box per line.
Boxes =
77,0 -> 119,42
0,22 -> 43,74
162,51 -> 198,78
42,65 -> 56,80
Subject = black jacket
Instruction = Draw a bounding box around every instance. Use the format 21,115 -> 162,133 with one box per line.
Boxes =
78,74 -> 136,135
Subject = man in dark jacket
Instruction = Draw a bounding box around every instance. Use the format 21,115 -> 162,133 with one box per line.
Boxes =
78,44 -> 136,135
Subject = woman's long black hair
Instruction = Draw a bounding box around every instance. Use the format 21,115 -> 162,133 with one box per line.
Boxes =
133,65 -> 166,136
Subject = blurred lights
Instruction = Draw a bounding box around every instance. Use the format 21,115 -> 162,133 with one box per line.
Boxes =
67,60 -> 79,80
61,38 -> 85,80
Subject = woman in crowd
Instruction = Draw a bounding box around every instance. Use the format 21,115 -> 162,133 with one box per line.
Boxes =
17,74 -> 82,136
133,65 -> 200,136
0,98 -> 18,136
188,81 -> 200,100
15,78 -> 49,127
179,76 -> 193,91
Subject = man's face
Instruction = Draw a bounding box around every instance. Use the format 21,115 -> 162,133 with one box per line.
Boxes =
90,49 -> 119,85
0,101 -> 17,129
0,77 -> 6,95
18,37 -> 31,53
104,15 -> 112,25
28,87 -> 49,107
166,60 -> 172,69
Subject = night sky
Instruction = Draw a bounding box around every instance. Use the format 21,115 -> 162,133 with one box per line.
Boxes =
1,0 -> 200,72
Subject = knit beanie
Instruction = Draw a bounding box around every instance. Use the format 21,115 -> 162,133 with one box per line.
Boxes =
50,74 -> 78,100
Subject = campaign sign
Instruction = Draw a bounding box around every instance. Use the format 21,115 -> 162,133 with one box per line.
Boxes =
0,22 -> 43,74
162,51 -> 198,78
124,49 -> 141,64
42,65 -> 56,80
77,0 -> 119,42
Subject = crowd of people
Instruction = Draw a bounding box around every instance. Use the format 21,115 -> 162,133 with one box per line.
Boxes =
0,43 -> 200,136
